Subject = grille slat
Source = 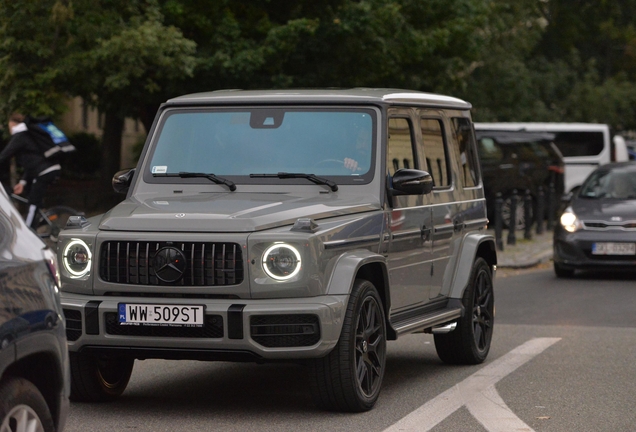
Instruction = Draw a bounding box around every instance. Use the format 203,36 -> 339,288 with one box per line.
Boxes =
100,241 -> 244,286
250,315 -> 320,347
63,309 -> 82,341
584,221 -> 636,230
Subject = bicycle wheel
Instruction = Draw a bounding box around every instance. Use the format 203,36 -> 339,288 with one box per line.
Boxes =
36,205 -> 80,241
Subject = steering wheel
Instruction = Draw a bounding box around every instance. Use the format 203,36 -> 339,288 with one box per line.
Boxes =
314,159 -> 344,167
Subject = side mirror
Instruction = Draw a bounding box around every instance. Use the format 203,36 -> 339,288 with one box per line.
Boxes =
561,192 -> 573,204
390,169 -> 434,196
112,168 -> 135,194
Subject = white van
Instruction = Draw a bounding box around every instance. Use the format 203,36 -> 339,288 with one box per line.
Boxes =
474,123 -> 628,193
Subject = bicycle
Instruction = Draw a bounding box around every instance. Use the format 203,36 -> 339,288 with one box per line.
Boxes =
10,192 -> 82,247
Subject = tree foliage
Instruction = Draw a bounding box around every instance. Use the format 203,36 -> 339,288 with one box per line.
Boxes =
1,0 -> 636,183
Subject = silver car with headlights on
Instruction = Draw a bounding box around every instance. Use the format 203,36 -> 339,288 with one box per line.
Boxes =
58,89 -> 496,412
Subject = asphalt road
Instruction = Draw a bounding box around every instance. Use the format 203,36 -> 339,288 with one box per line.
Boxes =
64,266 -> 636,432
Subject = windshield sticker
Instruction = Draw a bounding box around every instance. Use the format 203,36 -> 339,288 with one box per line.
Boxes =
152,166 -> 167,174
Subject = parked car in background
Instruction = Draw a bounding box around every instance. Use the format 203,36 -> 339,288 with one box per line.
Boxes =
475,130 -> 565,230
554,161 -> 636,277
626,139 -> 636,160
56,88 -> 496,412
475,123 -> 628,194
0,188 -> 69,431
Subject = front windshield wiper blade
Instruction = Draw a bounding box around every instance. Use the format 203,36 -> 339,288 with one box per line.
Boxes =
154,172 -> 236,191
250,172 -> 338,192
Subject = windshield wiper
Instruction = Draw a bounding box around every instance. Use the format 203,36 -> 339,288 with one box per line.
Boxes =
249,172 -> 338,191
154,172 -> 236,191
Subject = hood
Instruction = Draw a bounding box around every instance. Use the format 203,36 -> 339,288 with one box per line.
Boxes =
98,192 -> 381,232
573,197 -> 636,222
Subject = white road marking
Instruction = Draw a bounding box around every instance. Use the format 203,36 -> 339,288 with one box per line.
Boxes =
383,338 -> 561,432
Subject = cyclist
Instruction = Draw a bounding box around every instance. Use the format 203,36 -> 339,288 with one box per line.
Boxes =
0,132 -> 11,195
0,113 -> 62,228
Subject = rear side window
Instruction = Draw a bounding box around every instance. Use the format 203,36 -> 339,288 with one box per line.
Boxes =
451,118 -> 479,188
552,132 -> 604,157
420,118 -> 449,187
387,118 -> 416,175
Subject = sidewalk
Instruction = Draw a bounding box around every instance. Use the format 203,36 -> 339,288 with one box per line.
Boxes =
488,229 -> 553,269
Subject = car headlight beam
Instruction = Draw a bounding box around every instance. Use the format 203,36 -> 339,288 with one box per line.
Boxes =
560,207 -> 582,233
63,239 -> 92,278
262,243 -> 301,281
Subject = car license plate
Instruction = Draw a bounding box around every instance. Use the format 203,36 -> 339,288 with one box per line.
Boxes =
118,304 -> 205,327
591,242 -> 636,256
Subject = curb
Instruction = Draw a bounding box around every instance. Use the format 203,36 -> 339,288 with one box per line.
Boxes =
498,250 -> 553,269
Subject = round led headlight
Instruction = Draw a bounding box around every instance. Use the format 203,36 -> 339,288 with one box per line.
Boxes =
262,243 -> 301,281
560,207 -> 582,233
62,239 -> 92,278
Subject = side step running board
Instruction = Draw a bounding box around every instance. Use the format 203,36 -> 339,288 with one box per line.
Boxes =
392,307 -> 462,337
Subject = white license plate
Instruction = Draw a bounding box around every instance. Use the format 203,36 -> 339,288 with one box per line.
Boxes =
118,304 -> 205,327
592,242 -> 636,256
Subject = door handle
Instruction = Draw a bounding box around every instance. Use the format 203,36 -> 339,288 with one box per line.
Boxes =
421,225 -> 431,241
453,219 -> 464,232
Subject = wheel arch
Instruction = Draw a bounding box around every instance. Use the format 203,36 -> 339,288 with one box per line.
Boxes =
2,351 -> 64,429
448,233 -> 497,299
325,250 -> 395,340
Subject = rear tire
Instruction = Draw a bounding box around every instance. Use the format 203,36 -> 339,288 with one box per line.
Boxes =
0,377 -> 55,432
309,279 -> 386,412
70,352 -> 134,402
435,258 -> 494,365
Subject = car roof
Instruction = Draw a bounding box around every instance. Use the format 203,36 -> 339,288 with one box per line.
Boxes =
165,88 -> 472,110
475,130 -> 556,144
594,161 -> 636,174
475,122 -> 610,132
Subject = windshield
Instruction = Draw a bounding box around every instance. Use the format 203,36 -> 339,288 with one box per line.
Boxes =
579,169 -> 636,199
145,108 -> 376,185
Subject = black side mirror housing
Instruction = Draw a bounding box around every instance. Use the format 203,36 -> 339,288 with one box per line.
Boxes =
112,168 -> 136,194
390,169 -> 434,196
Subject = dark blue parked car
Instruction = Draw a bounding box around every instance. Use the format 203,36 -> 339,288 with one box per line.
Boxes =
0,187 -> 69,431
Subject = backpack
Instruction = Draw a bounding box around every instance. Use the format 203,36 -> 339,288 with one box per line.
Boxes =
24,116 -> 76,159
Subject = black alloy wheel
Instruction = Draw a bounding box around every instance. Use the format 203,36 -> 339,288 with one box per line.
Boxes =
471,262 -> 494,353
309,279 -> 386,412
435,258 -> 494,364
355,293 -> 385,398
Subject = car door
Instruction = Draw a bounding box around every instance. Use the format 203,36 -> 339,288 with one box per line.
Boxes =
418,115 -> 460,300
386,112 -> 433,311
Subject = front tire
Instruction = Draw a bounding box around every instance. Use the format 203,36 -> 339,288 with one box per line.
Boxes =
309,279 -> 386,412
435,258 -> 494,364
70,352 -> 134,402
0,377 -> 55,432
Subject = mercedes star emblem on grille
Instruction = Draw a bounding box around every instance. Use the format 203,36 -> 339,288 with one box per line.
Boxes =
152,247 -> 187,283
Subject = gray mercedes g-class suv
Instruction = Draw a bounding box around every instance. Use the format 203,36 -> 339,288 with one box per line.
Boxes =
58,89 -> 496,412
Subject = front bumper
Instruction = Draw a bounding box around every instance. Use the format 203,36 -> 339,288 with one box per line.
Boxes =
61,293 -> 348,361
553,228 -> 636,270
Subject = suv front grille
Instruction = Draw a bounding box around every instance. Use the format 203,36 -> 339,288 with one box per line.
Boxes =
99,241 -> 244,286
584,221 -> 636,230
250,315 -> 320,347
105,312 -> 223,338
